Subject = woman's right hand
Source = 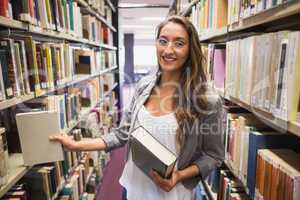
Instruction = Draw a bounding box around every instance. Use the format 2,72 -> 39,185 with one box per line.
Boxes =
49,134 -> 77,151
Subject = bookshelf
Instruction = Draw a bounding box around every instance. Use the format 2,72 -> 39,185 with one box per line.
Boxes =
0,16 -> 28,30
105,0 -> 117,12
229,0 -> 300,32
0,0 -> 120,199
227,96 -> 300,138
0,154 -> 31,197
0,94 -> 109,198
0,93 -> 35,110
77,0 -> 117,32
36,66 -> 118,98
199,27 -> 228,42
174,0 -> 300,199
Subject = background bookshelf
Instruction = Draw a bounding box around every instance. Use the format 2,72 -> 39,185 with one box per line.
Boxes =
0,0 -> 120,199
173,0 -> 300,200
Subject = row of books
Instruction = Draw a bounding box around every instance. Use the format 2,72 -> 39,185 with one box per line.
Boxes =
81,0 -> 113,26
218,170 -> 247,200
207,147 -> 300,200
255,149 -> 300,200
99,97 -> 118,129
205,44 -> 226,92
191,0 -> 228,33
77,78 -> 101,108
223,107 -> 300,199
82,14 -> 113,45
225,31 -> 300,122
228,0 -> 292,25
1,153 -> 94,200
0,0 -> 113,41
0,36 -> 116,101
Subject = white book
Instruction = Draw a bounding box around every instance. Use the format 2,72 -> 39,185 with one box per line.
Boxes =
16,111 -> 64,166
131,126 -> 177,179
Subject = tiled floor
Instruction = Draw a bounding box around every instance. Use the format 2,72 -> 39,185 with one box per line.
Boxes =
95,84 -> 135,200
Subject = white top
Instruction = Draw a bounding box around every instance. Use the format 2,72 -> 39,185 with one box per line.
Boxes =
119,105 -> 195,200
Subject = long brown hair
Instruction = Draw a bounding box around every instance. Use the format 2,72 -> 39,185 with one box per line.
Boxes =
155,15 -> 208,149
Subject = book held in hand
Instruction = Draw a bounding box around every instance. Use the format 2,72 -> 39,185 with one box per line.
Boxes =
131,126 -> 177,179
16,111 -> 64,166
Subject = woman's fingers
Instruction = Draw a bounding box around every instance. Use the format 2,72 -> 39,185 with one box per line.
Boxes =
49,134 -> 63,142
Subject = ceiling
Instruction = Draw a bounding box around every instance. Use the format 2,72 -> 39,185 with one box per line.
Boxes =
119,0 -> 172,42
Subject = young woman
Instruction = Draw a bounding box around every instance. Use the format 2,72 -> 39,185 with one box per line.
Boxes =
50,15 -> 224,200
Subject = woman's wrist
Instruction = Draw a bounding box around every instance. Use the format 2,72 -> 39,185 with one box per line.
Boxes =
174,170 -> 184,184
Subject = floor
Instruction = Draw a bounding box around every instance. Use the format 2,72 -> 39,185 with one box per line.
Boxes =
95,84 -> 134,200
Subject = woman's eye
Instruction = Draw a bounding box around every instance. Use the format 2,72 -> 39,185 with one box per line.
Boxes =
174,41 -> 184,48
158,38 -> 168,45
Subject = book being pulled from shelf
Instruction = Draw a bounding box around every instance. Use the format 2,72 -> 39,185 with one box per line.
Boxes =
255,149 -> 300,200
225,31 -> 300,123
131,126 -> 177,179
16,111 -> 64,166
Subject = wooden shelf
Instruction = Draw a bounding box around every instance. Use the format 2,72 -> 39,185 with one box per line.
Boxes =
76,0 -> 89,7
199,27 -> 228,42
0,16 -> 28,30
105,0 -> 116,12
100,66 -> 118,75
28,24 -> 114,48
35,66 -> 118,97
100,44 -> 117,50
229,1 -> 300,32
80,5 -> 116,32
0,93 -> 35,110
228,96 -> 300,138
0,154 -> 31,198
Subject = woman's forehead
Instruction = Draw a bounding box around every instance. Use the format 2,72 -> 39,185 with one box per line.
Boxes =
159,22 -> 189,39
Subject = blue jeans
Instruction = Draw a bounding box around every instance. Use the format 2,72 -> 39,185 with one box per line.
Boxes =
121,187 -> 127,200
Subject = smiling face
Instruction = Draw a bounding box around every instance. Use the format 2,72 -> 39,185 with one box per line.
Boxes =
156,22 -> 190,74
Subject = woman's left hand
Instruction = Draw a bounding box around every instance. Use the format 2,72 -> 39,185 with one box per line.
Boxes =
149,169 -> 181,192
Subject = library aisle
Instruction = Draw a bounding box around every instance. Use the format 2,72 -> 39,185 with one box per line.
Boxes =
1,0 -> 300,200
95,85 -> 132,200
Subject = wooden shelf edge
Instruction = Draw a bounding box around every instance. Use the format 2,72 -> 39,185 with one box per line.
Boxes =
228,96 -> 300,138
76,0 -> 89,7
100,66 -> 118,75
0,154 -> 31,198
100,44 -> 117,50
0,16 -> 28,30
105,0 -> 116,12
229,1 -> 300,32
0,93 -> 35,110
199,27 -> 228,42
